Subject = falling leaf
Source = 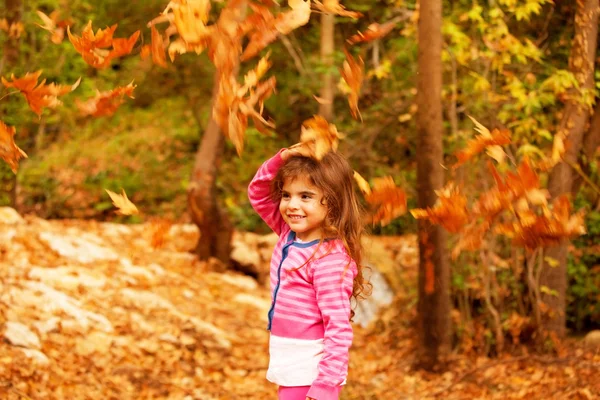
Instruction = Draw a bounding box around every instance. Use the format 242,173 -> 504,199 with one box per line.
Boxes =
76,83 -> 136,117
150,25 -> 168,68
453,117 -> 511,168
313,95 -> 331,105
353,171 -> 372,196
140,44 -> 151,59
105,189 -> 139,215
451,222 -> 490,259
300,115 -> 344,159
486,145 -> 506,164
340,48 -> 364,121
411,183 -> 470,233
313,0 -> 362,18
2,71 -> 81,116
36,10 -> 70,44
0,120 -> 27,173
1,20 -> 24,38
68,21 -> 140,69
347,19 -> 399,45
367,176 -> 407,226
241,0 -> 311,61
162,0 -> 212,45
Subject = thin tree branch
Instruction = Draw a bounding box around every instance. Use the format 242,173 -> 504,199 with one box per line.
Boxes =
279,35 -> 306,76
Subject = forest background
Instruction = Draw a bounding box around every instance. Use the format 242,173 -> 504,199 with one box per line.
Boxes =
1,0 -> 600,398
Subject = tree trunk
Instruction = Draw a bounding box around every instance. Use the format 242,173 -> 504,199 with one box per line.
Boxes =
540,0 -> 598,338
572,101 -> 600,194
318,12 -> 335,121
415,0 -> 450,370
0,0 -> 23,208
187,75 -> 233,264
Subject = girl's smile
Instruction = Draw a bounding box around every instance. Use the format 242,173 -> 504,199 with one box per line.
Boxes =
279,176 -> 327,242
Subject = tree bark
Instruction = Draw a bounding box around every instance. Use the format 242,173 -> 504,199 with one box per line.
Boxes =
187,75 -> 233,264
540,0 -> 598,338
572,101 -> 600,194
318,12 -> 335,121
415,0 -> 450,370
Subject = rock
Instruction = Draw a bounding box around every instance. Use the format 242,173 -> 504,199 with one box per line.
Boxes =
20,281 -> 113,332
233,293 -> 271,317
0,207 -> 24,225
21,349 -> 50,365
353,266 -> 395,328
4,321 -> 41,349
75,331 -> 114,356
231,239 -> 261,270
33,317 -> 61,335
230,231 -> 270,283
38,231 -> 119,264
120,259 -> 157,283
218,273 -> 258,291
583,330 -> 600,349
29,266 -> 107,290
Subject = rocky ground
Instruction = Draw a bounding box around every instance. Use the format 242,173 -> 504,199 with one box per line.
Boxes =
0,208 -> 598,399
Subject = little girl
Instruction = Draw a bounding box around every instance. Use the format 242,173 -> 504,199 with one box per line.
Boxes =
248,145 -> 368,400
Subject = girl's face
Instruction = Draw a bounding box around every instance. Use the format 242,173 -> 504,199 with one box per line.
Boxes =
279,175 -> 327,242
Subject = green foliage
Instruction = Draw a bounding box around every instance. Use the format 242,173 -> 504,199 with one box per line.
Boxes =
567,211 -> 600,331
18,97 -> 199,219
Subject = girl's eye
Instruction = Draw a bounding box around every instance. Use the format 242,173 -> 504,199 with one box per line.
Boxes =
302,195 -> 312,200
281,193 -> 290,199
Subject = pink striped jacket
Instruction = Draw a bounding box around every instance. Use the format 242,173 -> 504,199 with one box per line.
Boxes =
248,150 -> 357,400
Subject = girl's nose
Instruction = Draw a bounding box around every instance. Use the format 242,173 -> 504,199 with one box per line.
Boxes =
288,196 -> 300,210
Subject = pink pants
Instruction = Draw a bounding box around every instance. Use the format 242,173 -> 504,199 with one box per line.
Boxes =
278,385 -> 342,400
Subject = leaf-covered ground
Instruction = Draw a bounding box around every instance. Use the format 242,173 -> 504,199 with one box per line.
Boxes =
0,210 -> 598,399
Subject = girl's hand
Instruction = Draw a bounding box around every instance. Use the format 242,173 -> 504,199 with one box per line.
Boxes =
281,142 -> 314,160
306,398 -> 315,400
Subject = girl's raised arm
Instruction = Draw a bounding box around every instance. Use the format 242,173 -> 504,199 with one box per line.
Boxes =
248,150 -> 286,235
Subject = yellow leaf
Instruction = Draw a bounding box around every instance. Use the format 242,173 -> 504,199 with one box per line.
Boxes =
105,188 -> 139,215
353,171 -> 371,196
486,145 -> 506,163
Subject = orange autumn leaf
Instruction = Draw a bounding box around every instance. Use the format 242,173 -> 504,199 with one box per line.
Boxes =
150,25 -> 168,68
2,70 -> 80,116
496,195 -> 586,249
340,48 -> 364,121
366,176 -> 408,226
241,0 -> 311,61
163,0 -> 212,45
76,83 -> 136,117
453,116 -> 511,168
36,10 -> 71,44
313,0 -> 362,19
140,44 -> 152,60
299,115 -> 344,160
347,19 -> 399,45
0,120 -> 27,173
473,160 -> 540,218
214,71 -> 276,155
1,19 -> 24,38
68,21 -> 140,69
105,189 -> 139,216
411,183 -> 470,233
451,221 -> 490,259
148,0 -> 214,61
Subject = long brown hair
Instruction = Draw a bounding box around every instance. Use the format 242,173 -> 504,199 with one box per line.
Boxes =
271,152 -> 372,319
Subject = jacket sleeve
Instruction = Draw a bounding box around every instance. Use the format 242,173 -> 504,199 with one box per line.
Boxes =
307,253 -> 357,400
248,149 -> 286,235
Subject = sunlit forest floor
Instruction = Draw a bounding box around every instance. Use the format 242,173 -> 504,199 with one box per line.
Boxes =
0,212 -> 598,399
